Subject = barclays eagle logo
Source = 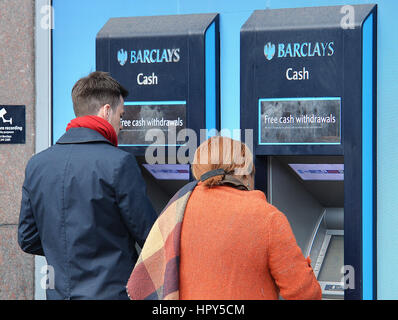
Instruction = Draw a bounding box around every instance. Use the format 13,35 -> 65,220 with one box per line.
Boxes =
117,49 -> 128,66
264,42 -> 276,61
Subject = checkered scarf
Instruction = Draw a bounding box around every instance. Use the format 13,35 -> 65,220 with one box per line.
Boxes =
126,180 -> 198,300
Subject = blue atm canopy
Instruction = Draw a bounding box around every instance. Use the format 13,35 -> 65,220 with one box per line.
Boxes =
240,5 -> 377,300
96,13 -> 220,154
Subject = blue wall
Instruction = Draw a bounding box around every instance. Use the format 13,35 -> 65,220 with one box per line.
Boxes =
52,0 -> 398,299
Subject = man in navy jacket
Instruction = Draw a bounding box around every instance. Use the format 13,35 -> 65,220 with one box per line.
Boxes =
18,72 -> 157,300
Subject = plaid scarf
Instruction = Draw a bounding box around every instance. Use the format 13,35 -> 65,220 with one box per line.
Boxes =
126,180 -> 198,300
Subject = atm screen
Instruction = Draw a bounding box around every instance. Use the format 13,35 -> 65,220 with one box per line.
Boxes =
318,235 -> 344,283
119,101 -> 186,146
142,164 -> 190,180
288,163 -> 344,181
258,97 -> 341,145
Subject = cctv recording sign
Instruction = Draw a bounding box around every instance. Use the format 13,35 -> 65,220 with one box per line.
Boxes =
0,105 -> 25,144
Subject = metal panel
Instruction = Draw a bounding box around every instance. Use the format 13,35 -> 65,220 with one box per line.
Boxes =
34,0 -> 53,300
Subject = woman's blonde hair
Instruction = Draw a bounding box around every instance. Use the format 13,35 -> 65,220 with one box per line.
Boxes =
191,136 -> 254,187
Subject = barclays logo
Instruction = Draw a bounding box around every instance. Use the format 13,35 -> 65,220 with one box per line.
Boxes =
117,49 -> 128,66
264,42 -> 276,61
264,41 -> 335,61
116,48 -> 180,65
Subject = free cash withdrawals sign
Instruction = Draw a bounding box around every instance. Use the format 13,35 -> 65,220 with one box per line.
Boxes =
0,105 -> 25,144
118,101 -> 186,146
259,97 -> 341,145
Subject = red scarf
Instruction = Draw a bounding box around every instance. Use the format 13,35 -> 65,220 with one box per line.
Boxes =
66,115 -> 118,147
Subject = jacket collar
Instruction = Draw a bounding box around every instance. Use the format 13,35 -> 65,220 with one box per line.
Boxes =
56,127 -> 113,145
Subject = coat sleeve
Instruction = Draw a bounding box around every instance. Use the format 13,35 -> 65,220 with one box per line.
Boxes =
18,183 -> 45,256
115,154 -> 157,248
268,210 -> 322,300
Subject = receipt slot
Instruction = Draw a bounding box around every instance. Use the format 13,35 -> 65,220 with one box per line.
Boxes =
96,13 -> 220,213
240,5 -> 377,299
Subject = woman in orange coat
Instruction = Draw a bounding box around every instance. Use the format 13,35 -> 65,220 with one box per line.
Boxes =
179,136 -> 321,300
127,136 -> 321,300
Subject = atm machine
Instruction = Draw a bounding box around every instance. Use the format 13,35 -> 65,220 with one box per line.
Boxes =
240,5 -> 377,300
96,13 -> 220,214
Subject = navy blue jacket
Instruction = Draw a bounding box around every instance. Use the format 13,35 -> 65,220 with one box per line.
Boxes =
18,128 -> 157,300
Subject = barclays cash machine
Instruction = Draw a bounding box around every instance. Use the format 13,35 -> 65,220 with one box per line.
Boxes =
240,5 -> 377,300
96,14 -> 220,214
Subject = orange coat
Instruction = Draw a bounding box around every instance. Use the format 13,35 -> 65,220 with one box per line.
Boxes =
180,183 -> 322,300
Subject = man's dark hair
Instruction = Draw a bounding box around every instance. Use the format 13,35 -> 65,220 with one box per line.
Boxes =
71,71 -> 129,117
